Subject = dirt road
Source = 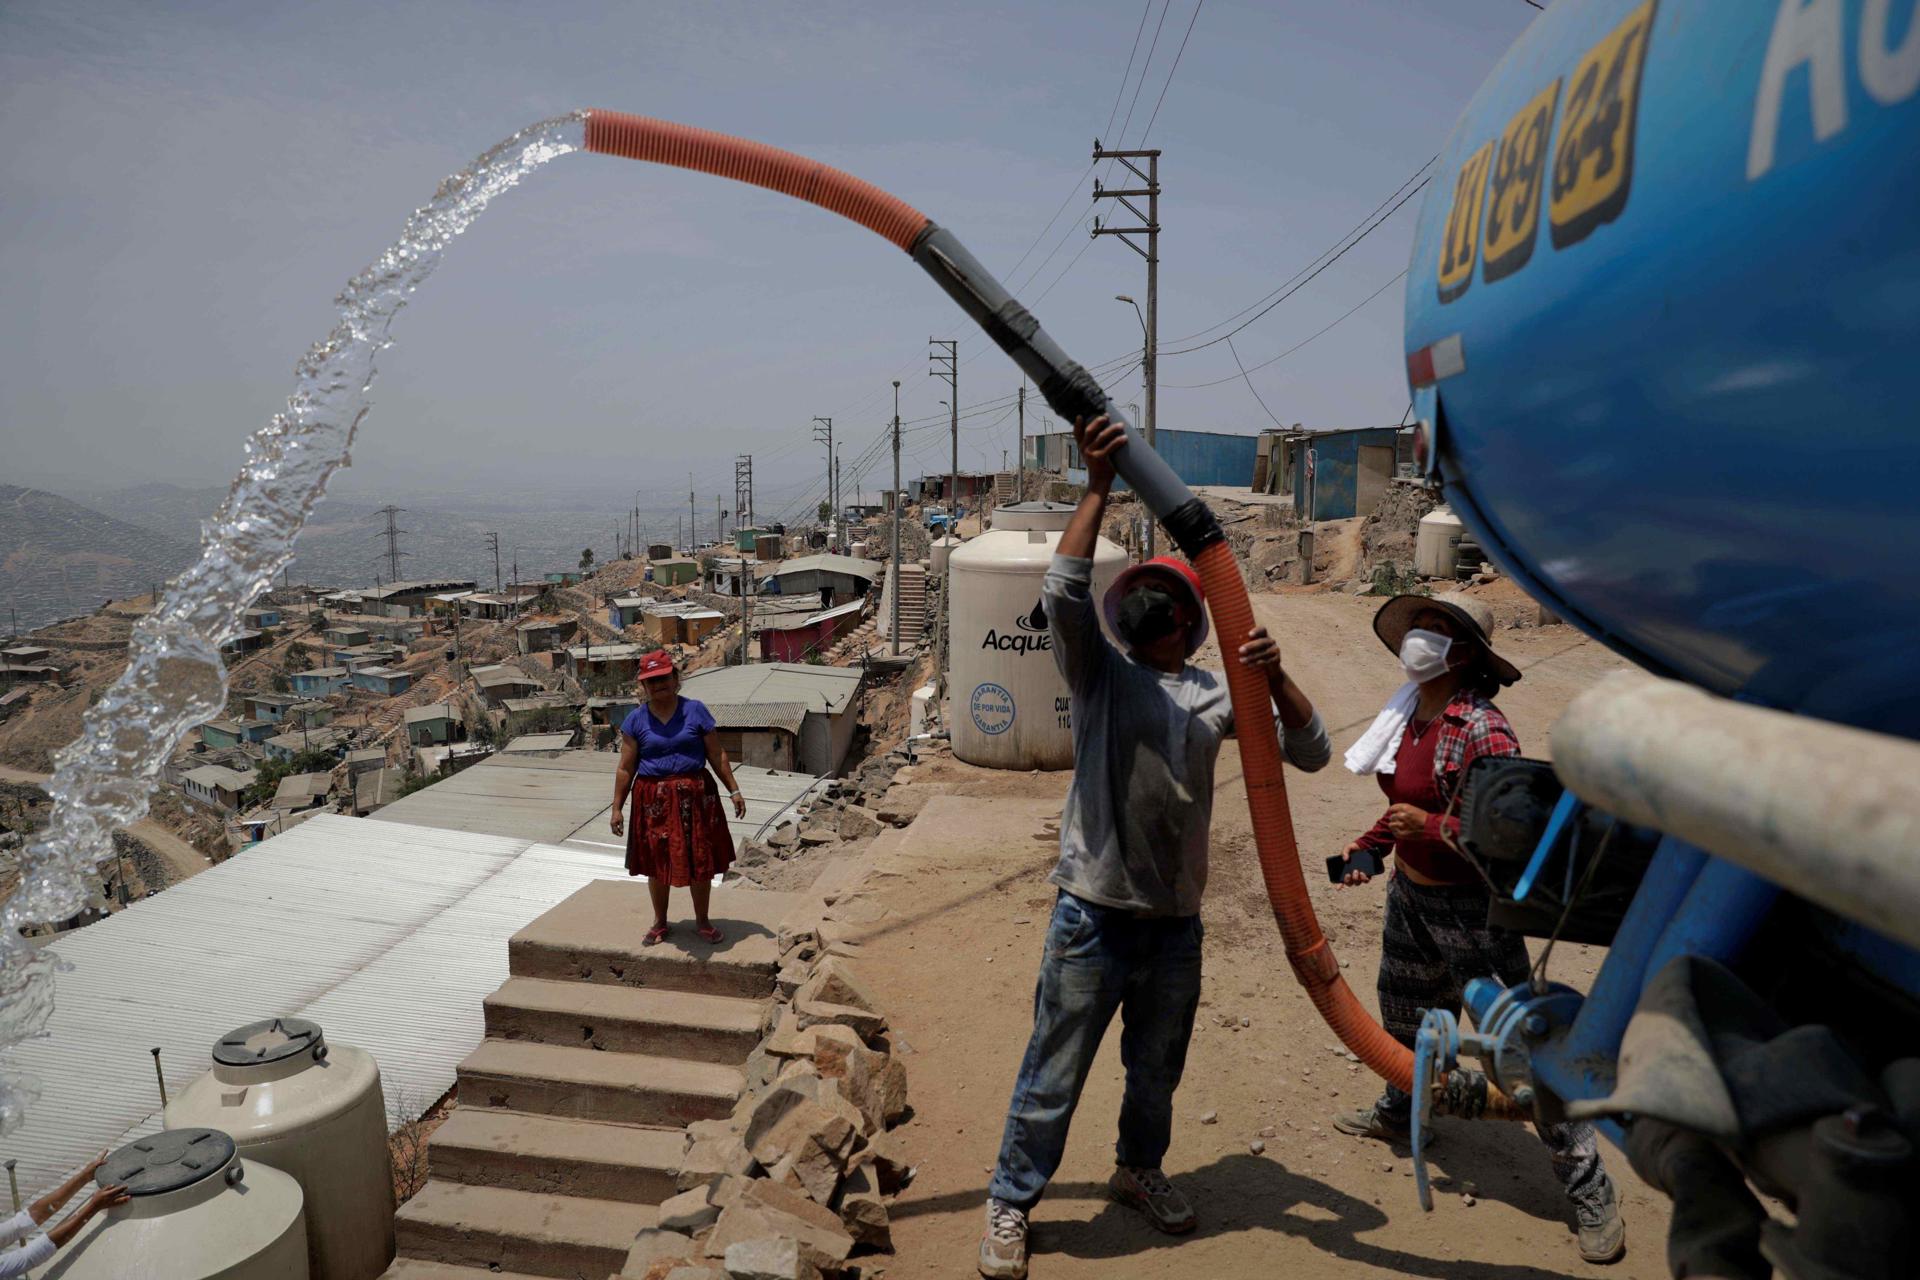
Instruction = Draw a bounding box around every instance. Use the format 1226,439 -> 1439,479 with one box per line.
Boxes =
854,590 -> 1670,1278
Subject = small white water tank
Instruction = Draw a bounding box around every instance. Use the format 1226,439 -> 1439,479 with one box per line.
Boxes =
45,1128 -> 307,1280
930,535 -> 961,577
164,1018 -> 393,1280
948,502 -> 1124,770
1416,506 -> 1465,579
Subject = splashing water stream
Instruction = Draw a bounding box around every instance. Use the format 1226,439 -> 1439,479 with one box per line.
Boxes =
0,113 -> 586,1130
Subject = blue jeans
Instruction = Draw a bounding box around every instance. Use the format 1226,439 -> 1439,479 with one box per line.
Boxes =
988,890 -> 1204,1210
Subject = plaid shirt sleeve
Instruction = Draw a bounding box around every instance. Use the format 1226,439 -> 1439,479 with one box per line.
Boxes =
1423,696 -> 1521,842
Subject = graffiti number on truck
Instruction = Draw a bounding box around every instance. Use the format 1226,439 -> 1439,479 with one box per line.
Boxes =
1482,79 -> 1561,283
1550,0 -> 1657,248
1436,140 -> 1494,303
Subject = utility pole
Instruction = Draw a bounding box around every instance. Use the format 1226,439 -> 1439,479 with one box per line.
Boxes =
716,494 -> 724,543
737,564 -> 749,666
890,381 -> 902,657
485,532 -> 501,593
688,473 -> 697,553
1092,140 -> 1160,558
834,452 -> 843,552
735,455 -> 755,535
373,505 -> 410,581
811,417 -> 835,550
928,339 -> 958,530
1016,384 -> 1026,502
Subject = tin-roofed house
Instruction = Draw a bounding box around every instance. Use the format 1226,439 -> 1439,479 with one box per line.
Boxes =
701,701 -> 809,772
269,772 -> 332,813
471,664 -> 544,707
350,665 -> 413,696
608,595 -> 656,630
515,617 -> 578,655
565,643 -> 647,687
678,662 -> 865,776
180,765 -> 254,812
757,599 -> 865,663
756,554 -> 881,608
289,666 -> 349,697
403,703 -> 462,747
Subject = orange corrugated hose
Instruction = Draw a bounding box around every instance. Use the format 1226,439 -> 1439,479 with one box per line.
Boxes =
582,108 -> 1416,1096
1195,542 -> 1415,1090
585,111 -> 930,252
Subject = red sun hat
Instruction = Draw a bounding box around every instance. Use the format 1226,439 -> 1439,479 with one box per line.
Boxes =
637,649 -> 675,682
1101,555 -> 1210,656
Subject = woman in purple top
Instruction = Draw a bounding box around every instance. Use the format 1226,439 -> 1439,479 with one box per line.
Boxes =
611,650 -> 744,945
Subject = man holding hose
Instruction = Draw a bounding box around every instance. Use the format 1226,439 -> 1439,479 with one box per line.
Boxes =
981,415 -> 1332,1279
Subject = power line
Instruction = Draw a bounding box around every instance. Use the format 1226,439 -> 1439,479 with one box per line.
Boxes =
1225,334 -> 1286,428
1159,163 -> 1433,354
1162,268 -> 1407,389
1115,0 -> 1174,151
1138,0 -> 1205,145
1102,0 -> 1157,143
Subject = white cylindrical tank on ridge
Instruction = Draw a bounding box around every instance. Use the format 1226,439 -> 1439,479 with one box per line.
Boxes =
930,535 -> 961,577
949,501 -> 1124,770
44,1128 -> 307,1279
164,1018 -> 393,1280
1415,506 -> 1465,579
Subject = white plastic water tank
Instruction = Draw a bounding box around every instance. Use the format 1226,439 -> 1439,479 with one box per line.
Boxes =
44,1128 -> 308,1280
1416,506 -> 1465,579
948,502 -> 1124,770
930,535 -> 961,577
164,1018 -> 393,1280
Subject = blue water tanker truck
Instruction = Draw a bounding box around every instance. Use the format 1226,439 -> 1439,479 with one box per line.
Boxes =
1396,2 -> 1920,1272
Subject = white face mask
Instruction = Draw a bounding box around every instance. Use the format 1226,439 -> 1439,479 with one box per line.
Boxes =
1399,628 -> 1454,684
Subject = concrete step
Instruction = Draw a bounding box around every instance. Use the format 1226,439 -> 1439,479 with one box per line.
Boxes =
381,1260 -> 549,1280
458,1039 -> 741,1127
485,976 -> 765,1063
394,1181 -> 655,1279
508,879 -> 797,999
428,1108 -> 683,1203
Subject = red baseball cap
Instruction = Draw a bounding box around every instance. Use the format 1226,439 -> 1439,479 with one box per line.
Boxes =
638,649 -> 675,682
1102,556 -> 1210,656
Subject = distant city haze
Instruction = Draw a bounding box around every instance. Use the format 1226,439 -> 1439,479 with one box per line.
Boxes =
2,1 -> 1529,549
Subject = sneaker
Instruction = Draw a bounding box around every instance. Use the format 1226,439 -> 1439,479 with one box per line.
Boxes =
1108,1165 -> 1197,1235
1331,1102 -> 1429,1145
979,1198 -> 1029,1279
1574,1175 -> 1626,1264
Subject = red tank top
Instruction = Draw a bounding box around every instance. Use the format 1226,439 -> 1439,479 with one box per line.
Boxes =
1376,716 -> 1475,884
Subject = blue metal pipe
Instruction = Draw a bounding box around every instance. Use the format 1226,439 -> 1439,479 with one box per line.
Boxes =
1551,836 -> 1707,1094
1642,856 -> 1780,984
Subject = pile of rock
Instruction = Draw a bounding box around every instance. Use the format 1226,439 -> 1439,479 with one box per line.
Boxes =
622,929 -> 909,1280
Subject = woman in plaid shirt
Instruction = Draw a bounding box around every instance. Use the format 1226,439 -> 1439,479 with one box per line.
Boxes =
1332,592 -> 1626,1265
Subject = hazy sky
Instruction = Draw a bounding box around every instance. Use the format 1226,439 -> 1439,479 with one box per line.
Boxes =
1,0 -> 1532,524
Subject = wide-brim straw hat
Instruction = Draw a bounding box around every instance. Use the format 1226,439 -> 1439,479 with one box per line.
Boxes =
1372,591 -> 1522,687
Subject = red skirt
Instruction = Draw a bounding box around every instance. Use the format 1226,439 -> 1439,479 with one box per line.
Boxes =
626,772 -> 735,885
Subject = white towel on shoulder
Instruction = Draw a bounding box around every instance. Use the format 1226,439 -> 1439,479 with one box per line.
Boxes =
1344,682 -> 1420,776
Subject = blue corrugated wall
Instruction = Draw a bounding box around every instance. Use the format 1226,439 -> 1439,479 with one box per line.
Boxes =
1292,428 -> 1400,520
1025,429 -> 1259,490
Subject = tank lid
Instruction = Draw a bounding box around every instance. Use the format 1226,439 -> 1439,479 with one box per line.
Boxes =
100,1128 -> 235,1196
212,1016 -> 324,1066
991,501 -> 1076,532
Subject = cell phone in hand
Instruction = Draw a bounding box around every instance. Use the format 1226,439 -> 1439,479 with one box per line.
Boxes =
1327,849 -> 1384,883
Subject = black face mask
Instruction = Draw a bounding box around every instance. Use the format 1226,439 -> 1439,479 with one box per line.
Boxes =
1118,585 -> 1181,645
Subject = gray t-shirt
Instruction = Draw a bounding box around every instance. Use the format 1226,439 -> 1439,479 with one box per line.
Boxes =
1046,553 -> 1331,917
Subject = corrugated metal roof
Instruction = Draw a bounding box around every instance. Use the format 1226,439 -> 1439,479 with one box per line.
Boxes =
402,704 -> 455,724
705,701 -> 808,734
759,554 -> 882,581
3,816 -> 568,1199
373,750 -> 824,851
181,764 -> 252,789
679,663 -> 864,715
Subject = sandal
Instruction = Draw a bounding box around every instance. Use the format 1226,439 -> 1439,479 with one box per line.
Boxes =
642,923 -> 670,947
694,924 -> 724,944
